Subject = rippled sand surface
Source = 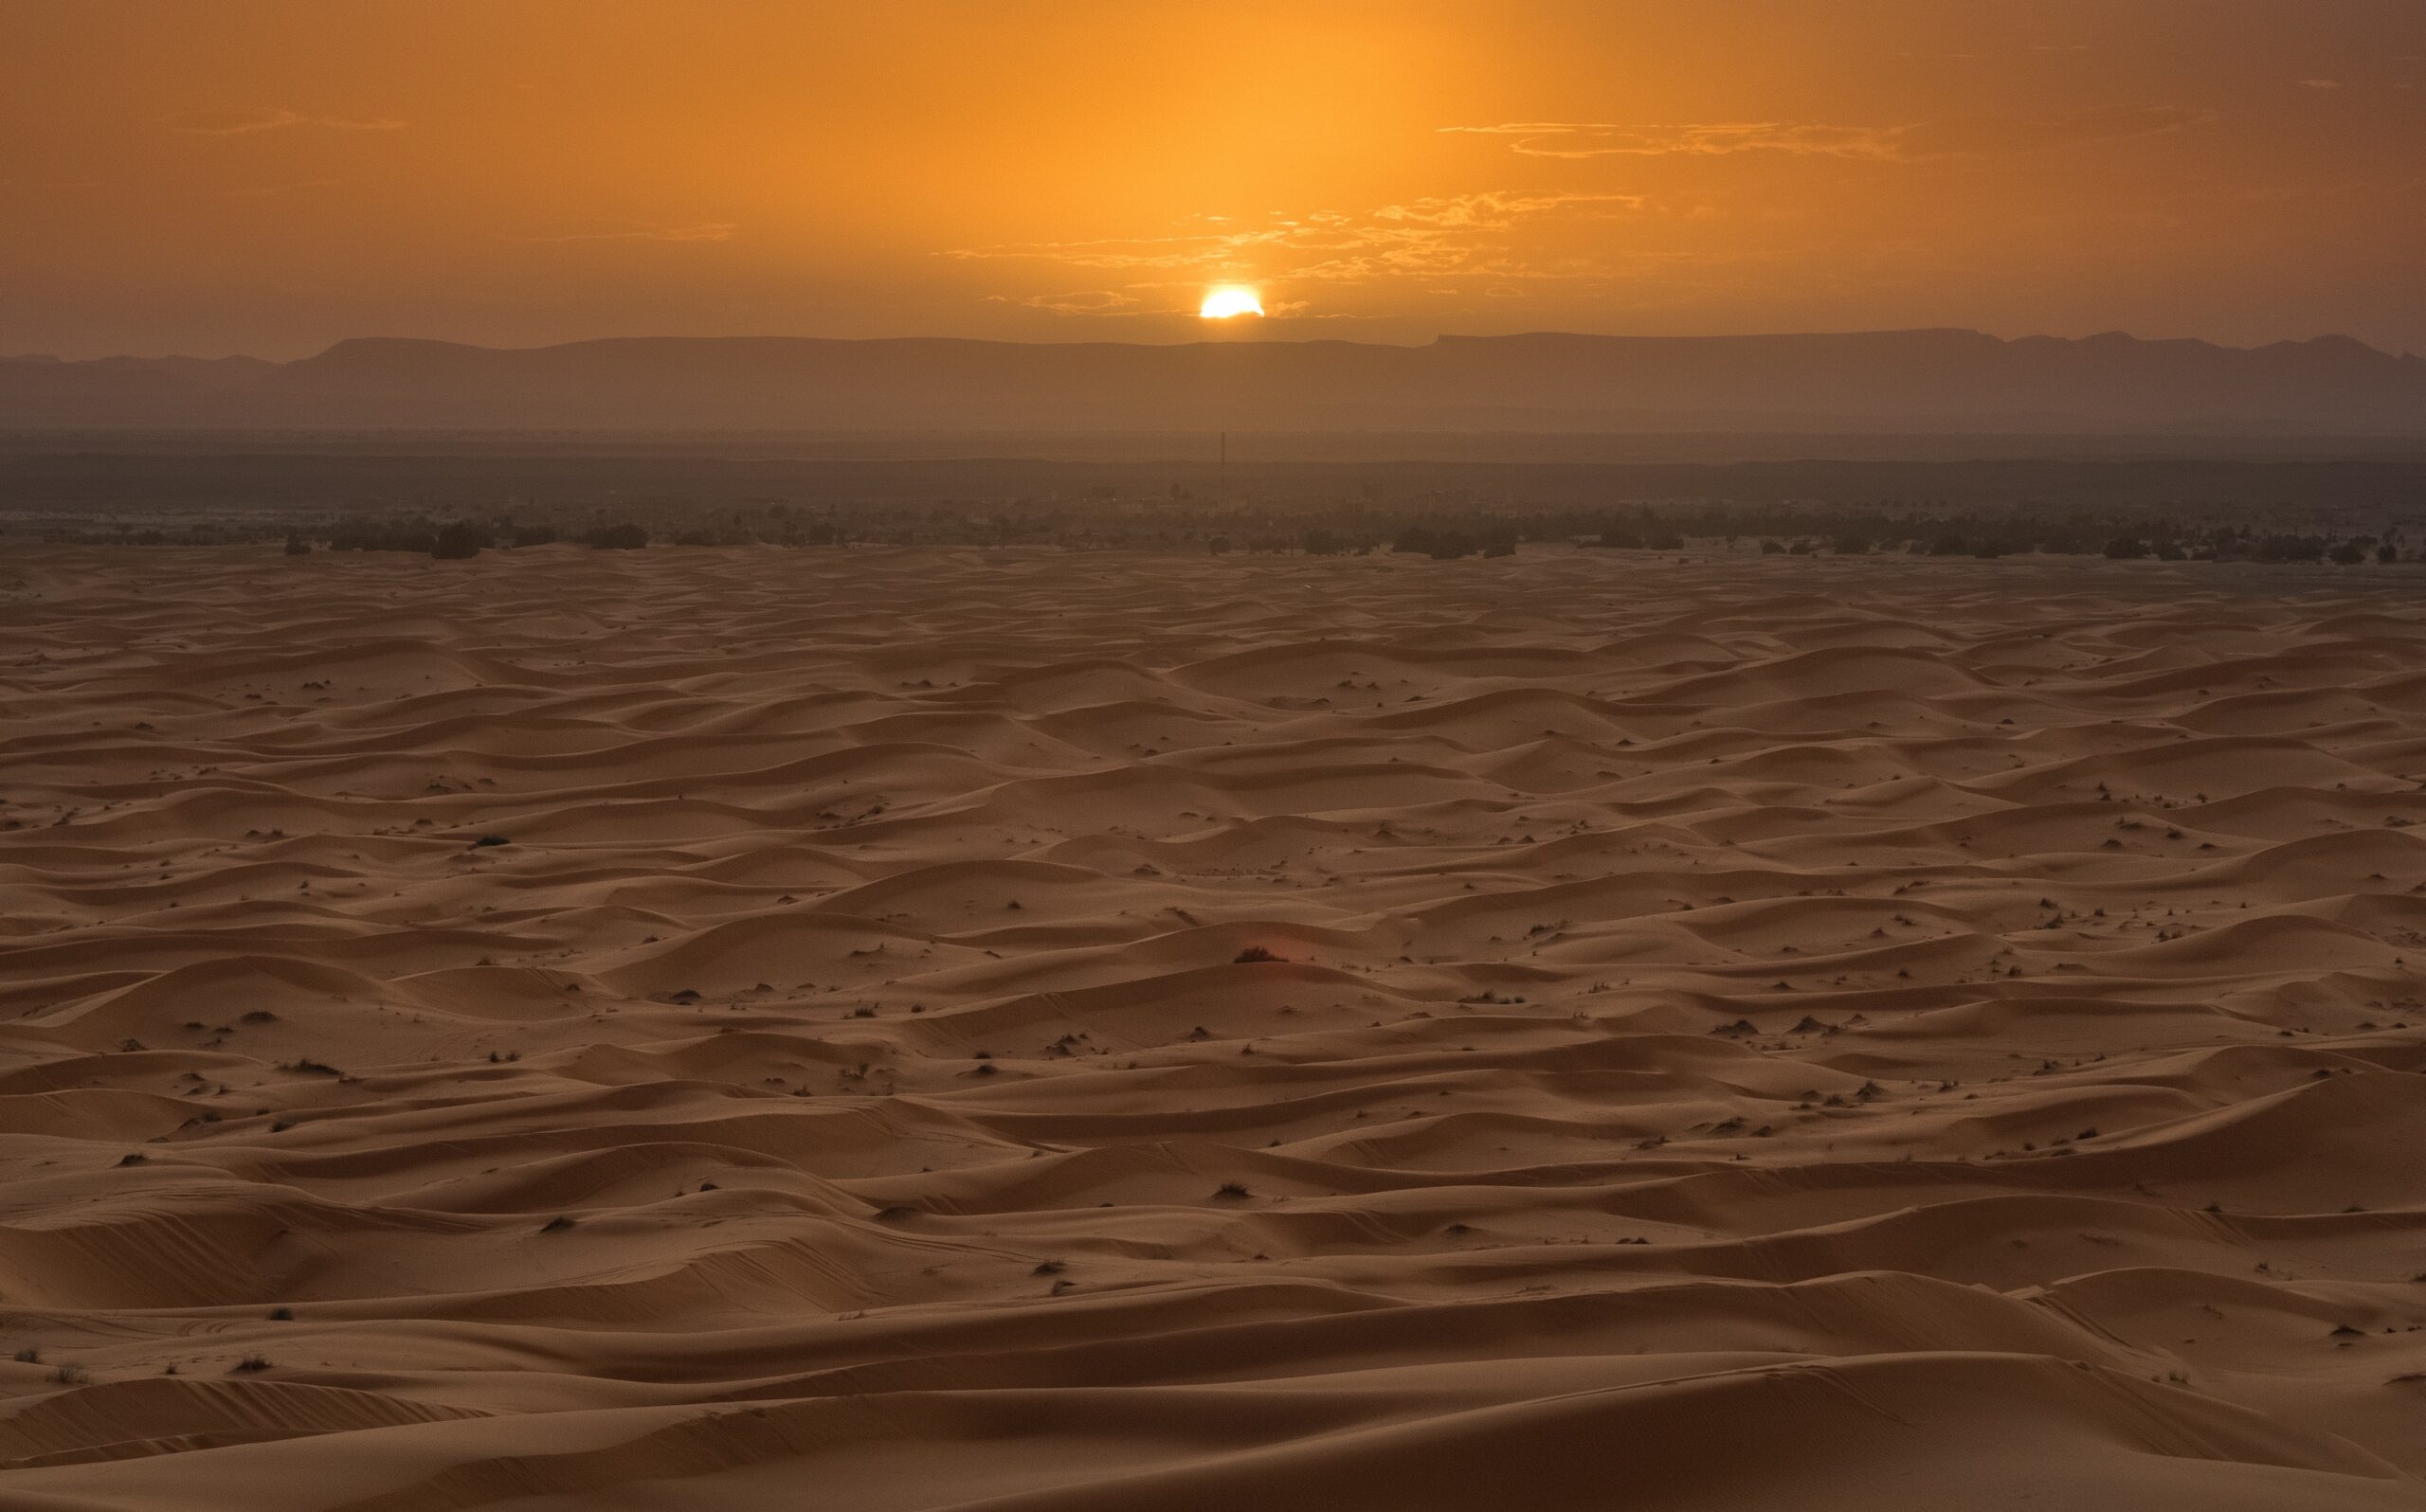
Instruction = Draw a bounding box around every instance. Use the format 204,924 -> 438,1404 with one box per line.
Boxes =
7,544 -> 2426,1509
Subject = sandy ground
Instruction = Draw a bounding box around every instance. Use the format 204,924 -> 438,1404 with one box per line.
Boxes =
4,543 -> 2426,1509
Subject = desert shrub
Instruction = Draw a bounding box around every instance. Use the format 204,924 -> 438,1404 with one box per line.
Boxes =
432,520 -> 491,560
2254,532 -> 2326,563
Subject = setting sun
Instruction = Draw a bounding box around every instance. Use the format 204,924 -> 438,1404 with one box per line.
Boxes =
1199,285 -> 1264,319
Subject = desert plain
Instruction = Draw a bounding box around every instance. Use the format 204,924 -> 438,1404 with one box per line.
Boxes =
5,542 -> 2426,1509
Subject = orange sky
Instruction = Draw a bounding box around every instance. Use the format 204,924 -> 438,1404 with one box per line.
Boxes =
4,0 -> 2422,357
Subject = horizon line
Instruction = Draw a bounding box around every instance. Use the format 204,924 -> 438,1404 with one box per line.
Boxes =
9,326 -> 2414,367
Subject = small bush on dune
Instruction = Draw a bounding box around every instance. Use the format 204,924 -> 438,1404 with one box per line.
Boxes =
431,520 -> 491,560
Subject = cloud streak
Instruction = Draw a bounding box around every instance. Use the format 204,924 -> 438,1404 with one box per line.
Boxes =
508,222 -> 738,243
947,190 -> 1655,318
1374,189 -> 1646,225
950,192 -> 1640,274
164,108 -> 406,135
1441,106 -> 2214,162
987,289 -> 1141,315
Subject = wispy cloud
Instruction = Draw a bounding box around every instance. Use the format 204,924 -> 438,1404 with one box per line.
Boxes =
950,192 -> 1639,275
164,108 -> 406,135
230,178 -> 347,200
507,222 -> 738,243
1443,121 -> 1886,159
1375,189 -> 1645,225
1441,106 -> 2213,162
2297,79 -> 2344,89
948,190 -> 1653,317
0,176 -> 108,193
987,289 -> 1141,315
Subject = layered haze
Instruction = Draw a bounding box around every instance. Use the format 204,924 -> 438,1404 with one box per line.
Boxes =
5,329 -> 2422,433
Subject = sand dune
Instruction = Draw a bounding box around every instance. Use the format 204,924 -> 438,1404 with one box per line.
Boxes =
5,544 -> 2426,1507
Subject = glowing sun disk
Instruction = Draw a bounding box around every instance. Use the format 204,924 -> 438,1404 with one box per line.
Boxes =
1200,285 -> 1264,319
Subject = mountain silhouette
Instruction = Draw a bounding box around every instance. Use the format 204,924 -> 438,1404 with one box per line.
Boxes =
4,330 -> 2419,432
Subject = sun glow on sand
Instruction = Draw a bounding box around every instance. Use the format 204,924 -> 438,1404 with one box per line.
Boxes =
1199,285 -> 1264,319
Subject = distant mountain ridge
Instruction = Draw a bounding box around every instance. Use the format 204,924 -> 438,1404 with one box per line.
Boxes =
4,329 -> 2420,433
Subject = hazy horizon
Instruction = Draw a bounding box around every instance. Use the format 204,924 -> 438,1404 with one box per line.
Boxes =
9,325 -> 2417,436
12,323 -> 2422,367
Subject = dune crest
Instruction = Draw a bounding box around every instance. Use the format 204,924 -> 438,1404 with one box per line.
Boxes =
5,545 -> 2426,1507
